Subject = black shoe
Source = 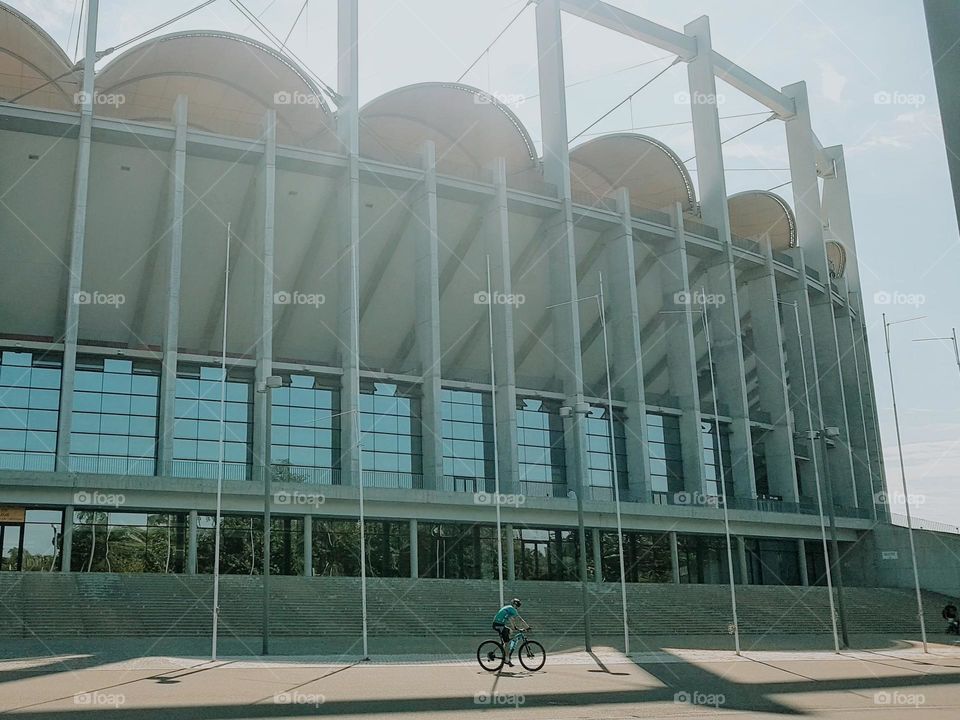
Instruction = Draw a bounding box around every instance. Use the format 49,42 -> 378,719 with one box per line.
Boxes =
505,660 -> 514,667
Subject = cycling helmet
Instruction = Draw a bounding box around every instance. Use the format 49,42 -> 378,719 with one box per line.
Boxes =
511,598 -> 522,608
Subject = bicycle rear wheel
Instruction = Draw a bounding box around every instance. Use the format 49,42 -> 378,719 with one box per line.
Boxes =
477,640 -> 505,672
518,640 -> 545,671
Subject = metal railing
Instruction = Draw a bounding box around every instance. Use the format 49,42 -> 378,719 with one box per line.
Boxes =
519,480 -> 568,499
68,455 -> 156,476
889,513 -> 960,535
0,451 -> 56,472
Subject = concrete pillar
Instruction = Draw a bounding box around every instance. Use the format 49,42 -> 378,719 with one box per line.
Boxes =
605,188 -> 652,501
736,536 -> 749,585
659,206 -> 706,495
669,531 -> 681,583
253,110 -> 277,479
409,519 -> 418,579
743,244 -> 798,501
303,515 -> 313,577
783,81 -> 856,509
158,95 -> 188,476
592,528 -> 603,583
483,158 -> 520,495
187,509 -> 198,574
535,0 -> 589,496
684,15 -> 755,500
61,505 -> 74,572
505,523 -> 515,581
797,539 -> 809,586
336,0 -> 362,486
55,0 -> 99,472
413,141 -> 443,491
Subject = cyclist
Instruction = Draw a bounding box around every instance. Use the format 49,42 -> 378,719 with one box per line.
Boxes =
492,598 -> 527,667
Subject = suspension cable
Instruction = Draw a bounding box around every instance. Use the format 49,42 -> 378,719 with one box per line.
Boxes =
569,57 -> 682,143
682,113 -> 776,163
456,0 -> 534,83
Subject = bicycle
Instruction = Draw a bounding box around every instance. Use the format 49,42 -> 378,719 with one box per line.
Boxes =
477,626 -> 546,672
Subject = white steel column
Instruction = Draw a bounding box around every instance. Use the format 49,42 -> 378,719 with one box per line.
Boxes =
685,16 -> 755,500
606,188 -> 652,501
660,206 -> 707,495
159,95 -> 188,476
55,0 -> 99,472
783,81 -> 856,508
254,110 -> 277,483
483,158 -> 520,495
409,519 -> 418,579
337,0 -> 362,486
413,141 -> 443,491
744,245 -> 799,501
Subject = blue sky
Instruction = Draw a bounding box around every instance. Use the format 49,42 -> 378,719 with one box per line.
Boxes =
12,0 -> 959,523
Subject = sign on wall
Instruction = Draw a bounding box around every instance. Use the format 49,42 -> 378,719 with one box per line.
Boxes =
0,507 -> 25,523
881,550 -> 899,560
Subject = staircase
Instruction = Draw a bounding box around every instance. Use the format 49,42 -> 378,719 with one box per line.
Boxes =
0,573 -> 951,639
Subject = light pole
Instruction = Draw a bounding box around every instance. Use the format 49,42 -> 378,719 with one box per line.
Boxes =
659,298 -> 741,655
211,222 -> 230,661
780,298 -> 842,654
256,374 -> 283,655
914,329 -> 960,381
883,313 -> 929,653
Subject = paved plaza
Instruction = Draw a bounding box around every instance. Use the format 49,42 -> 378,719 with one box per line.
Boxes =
3,637 -> 960,718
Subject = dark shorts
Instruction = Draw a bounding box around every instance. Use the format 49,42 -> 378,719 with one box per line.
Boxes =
492,622 -> 510,644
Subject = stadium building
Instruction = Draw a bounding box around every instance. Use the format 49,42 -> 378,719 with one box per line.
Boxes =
0,0 -> 915,622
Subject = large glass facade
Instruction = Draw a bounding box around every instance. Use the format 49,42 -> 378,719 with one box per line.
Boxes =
585,407 -> 627,500
418,521 -> 502,579
516,398 -> 566,496
677,533 -> 741,584
647,413 -> 683,498
701,421 -> 734,500
440,389 -> 493,491
0,509 -> 63,571
173,366 -> 252,480
70,358 -> 159,475
745,537 -> 801,586
196,514 -> 304,575
599,530 -> 672,583
71,511 -> 188,573
514,526 -> 588,581
270,375 -> 340,484
0,351 -> 61,471
312,518 -> 409,577
359,383 -> 421,486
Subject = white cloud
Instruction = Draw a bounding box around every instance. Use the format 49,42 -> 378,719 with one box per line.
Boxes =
818,61 -> 848,104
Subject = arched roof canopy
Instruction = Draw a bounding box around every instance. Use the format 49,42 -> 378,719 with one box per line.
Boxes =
359,82 -> 539,181
94,31 -> 336,150
728,190 -> 797,252
826,239 -> 847,278
0,2 -> 76,111
569,133 -> 696,213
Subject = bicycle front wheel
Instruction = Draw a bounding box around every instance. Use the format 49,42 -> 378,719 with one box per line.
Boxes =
518,640 -> 546,671
477,640 -> 505,672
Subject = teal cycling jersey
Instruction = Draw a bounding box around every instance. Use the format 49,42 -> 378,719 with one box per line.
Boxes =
493,605 -> 518,625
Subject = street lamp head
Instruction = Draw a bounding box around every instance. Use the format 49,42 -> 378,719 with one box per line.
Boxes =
559,405 -> 573,418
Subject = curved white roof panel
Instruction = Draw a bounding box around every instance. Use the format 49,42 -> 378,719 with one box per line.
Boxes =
0,2 -> 75,111
95,31 -> 336,150
728,190 -> 797,251
359,82 -> 538,180
569,133 -> 696,213
826,239 -> 847,278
